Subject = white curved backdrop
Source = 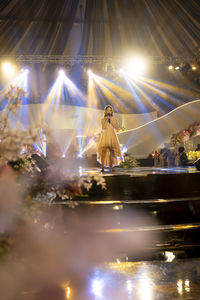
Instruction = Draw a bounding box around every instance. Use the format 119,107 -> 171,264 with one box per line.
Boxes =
0,103 -> 157,155
1,100 -> 199,157
118,99 -> 200,157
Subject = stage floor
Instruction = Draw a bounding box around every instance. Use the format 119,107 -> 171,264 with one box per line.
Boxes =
72,165 -> 200,201
78,166 -> 199,177
55,166 -> 200,299
69,259 -> 200,300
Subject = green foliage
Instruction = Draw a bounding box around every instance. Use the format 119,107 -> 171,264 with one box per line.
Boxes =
119,155 -> 139,168
121,125 -> 126,131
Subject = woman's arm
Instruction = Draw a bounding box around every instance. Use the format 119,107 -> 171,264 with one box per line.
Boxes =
111,117 -> 119,131
101,117 -> 107,129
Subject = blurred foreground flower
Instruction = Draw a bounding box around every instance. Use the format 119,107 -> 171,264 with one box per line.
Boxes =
0,85 -> 159,300
0,171 -> 159,300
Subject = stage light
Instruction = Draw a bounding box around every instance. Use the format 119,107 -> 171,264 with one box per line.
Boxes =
139,274 -> 152,300
59,69 -> 65,76
175,66 -> 180,70
78,153 -> 83,158
88,69 -> 93,75
91,278 -> 104,298
2,62 -> 15,76
192,66 -> 197,70
124,56 -> 147,76
168,65 -> 173,70
164,251 -> 175,262
122,146 -> 128,154
126,280 -> 133,293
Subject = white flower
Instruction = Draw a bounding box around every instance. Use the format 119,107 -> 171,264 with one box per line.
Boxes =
66,200 -> 79,208
32,192 -> 57,205
78,174 -> 106,190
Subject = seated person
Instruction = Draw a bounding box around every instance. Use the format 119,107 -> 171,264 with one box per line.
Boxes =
152,150 -> 160,167
178,146 -> 189,167
195,144 -> 200,151
166,149 -> 176,167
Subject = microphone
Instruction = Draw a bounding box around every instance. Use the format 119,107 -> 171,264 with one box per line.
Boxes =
107,113 -> 111,123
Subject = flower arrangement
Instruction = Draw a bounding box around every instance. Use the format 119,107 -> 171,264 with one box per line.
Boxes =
170,121 -> 200,146
186,151 -> 200,161
0,85 -> 110,299
0,85 -> 106,208
31,169 -> 106,207
0,85 -> 40,166
119,154 -> 139,168
120,125 -> 126,132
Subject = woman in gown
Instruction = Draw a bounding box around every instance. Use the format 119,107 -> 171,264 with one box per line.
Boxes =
97,105 -> 122,172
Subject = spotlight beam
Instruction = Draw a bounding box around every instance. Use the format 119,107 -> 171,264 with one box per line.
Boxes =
93,74 -> 127,113
140,76 -> 195,98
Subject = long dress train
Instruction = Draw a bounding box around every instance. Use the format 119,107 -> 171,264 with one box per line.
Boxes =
97,116 -> 122,167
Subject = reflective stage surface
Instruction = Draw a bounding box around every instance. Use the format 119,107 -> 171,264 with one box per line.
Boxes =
56,166 -> 200,299
65,259 -> 200,300
56,166 -> 200,257
76,166 -> 200,200
78,166 -> 199,177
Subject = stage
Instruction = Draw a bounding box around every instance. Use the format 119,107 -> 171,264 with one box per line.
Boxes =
65,259 -> 200,299
79,165 -> 199,176
75,166 -> 200,200
50,166 -> 200,298
54,166 -> 200,260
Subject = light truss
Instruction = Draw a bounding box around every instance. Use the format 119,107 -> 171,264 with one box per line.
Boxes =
0,55 -> 199,65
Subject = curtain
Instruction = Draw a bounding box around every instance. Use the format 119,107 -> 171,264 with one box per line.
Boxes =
0,0 -> 199,56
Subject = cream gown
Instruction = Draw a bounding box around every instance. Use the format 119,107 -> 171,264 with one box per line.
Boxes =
97,116 -> 122,166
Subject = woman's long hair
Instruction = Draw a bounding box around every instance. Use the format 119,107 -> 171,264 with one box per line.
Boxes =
104,105 -> 113,117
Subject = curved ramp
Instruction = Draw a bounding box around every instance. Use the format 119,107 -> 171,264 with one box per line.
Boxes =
118,100 -> 200,157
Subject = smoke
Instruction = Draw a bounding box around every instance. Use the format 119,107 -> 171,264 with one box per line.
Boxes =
0,166 -> 159,300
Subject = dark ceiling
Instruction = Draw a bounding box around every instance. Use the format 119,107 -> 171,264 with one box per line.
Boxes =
0,0 -> 199,56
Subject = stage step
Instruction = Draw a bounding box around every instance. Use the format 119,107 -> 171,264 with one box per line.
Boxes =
54,196 -> 200,260
85,171 -> 200,200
